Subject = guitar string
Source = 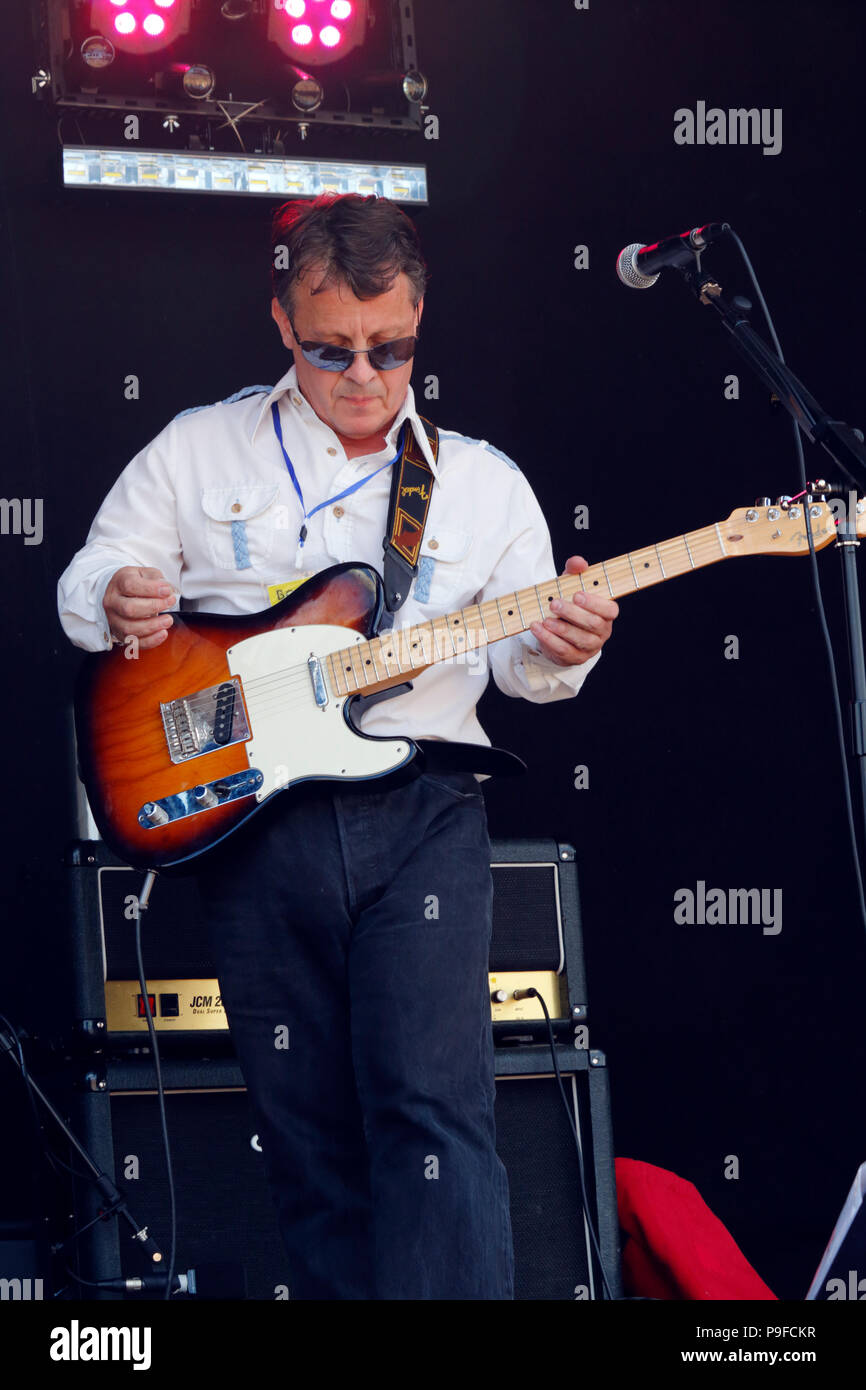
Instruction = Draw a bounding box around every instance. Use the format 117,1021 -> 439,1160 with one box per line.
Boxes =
175,616 -> 489,712
167,530 -> 732,720
168,530 -> 731,722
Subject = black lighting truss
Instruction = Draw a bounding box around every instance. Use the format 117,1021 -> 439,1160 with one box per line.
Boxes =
33,0 -> 426,152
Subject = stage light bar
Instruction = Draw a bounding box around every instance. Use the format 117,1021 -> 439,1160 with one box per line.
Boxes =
90,0 -> 191,55
267,0 -> 368,67
62,147 -> 428,202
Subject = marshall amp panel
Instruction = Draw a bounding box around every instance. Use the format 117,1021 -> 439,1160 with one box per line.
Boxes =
102,979 -> 228,1034
66,838 -> 587,1046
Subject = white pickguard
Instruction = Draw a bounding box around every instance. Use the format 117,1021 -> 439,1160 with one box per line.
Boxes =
226,624 -> 412,801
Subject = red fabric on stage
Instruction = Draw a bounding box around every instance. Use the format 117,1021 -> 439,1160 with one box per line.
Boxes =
615,1157 -> 777,1300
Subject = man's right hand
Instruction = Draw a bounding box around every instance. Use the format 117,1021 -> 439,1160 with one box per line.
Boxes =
103,567 -> 177,650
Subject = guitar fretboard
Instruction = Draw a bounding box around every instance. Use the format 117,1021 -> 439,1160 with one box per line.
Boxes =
326,521 -> 730,697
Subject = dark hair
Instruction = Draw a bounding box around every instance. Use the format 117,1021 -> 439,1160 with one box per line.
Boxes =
270,193 -> 428,319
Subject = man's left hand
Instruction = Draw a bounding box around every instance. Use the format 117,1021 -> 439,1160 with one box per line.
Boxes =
529,555 -> 619,667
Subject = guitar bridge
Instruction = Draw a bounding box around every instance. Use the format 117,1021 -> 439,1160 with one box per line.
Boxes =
161,678 -> 250,764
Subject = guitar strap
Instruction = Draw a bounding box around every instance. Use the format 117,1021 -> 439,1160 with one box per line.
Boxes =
382,415 -> 438,613
375,413 -> 525,779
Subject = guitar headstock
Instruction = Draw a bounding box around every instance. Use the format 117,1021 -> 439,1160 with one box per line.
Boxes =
720,498 -> 861,557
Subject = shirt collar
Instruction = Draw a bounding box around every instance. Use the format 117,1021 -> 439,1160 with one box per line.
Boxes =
251,364 -> 440,480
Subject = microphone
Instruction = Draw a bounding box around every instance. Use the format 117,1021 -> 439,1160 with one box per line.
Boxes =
616,222 -> 729,289
93,1262 -> 248,1298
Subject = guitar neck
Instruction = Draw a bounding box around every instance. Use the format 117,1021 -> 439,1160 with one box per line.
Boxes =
326,519 -> 730,698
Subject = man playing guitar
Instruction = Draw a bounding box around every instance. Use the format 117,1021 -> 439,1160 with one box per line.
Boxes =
58,194 -> 618,1299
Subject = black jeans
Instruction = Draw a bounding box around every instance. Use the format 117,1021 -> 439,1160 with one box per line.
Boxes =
195,768 -> 514,1300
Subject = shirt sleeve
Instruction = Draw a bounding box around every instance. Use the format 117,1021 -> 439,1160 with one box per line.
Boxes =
56,422 -> 183,652
480,466 -> 601,703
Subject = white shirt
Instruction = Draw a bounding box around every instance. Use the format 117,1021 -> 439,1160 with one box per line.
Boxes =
56,365 -> 599,746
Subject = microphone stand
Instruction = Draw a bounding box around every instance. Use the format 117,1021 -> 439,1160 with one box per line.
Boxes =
0,1026 -> 166,1277
676,259 -> 866,844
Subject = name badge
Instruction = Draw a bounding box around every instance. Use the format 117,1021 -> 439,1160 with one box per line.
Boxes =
267,572 -> 314,605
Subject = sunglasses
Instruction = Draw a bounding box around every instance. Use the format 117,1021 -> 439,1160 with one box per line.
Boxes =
290,319 -> 419,373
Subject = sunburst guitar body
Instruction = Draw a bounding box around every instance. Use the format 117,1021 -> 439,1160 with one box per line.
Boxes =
74,499 -> 849,869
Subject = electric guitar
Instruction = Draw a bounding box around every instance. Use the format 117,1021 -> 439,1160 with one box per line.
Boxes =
74,499 -> 852,868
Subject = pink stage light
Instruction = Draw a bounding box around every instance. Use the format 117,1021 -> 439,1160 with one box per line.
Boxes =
267,0 -> 367,65
92,0 -> 190,54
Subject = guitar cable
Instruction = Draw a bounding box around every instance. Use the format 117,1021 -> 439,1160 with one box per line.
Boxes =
520,990 -> 617,1301
726,229 -> 866,940
133,871 -> 178,1302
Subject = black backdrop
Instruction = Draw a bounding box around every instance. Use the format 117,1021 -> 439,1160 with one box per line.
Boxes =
1,0 -> 864,1302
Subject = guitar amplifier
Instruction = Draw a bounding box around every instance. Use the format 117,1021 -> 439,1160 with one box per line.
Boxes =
65,837 -> 588,1048
64,1045 -> 621,1301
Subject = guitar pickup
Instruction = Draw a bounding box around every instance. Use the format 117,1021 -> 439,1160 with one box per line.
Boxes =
161,678 -> 250,764
212,682 -> 237,745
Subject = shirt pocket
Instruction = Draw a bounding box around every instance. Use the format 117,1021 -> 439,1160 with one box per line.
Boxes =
413,526 -> 472,607
200,483 -> 281,571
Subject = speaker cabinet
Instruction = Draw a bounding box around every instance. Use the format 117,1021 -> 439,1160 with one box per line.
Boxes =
63,834 -> 618,1299
64,1045 -> 620,1301
495,1046 -> 621,1300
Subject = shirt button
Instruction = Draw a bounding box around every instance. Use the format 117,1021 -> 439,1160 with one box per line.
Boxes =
292,394 -> 302,406
333,505 -> 345,518
326,447 -> 338,457
428,538 -> 439,550
231,501 -> 242,513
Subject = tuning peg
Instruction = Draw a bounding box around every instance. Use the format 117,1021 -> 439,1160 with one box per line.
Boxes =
755,497 -> 771,507
776,495 -> 792,508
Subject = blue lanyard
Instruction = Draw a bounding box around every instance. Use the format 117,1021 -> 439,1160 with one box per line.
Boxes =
271,402 -> 404,548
